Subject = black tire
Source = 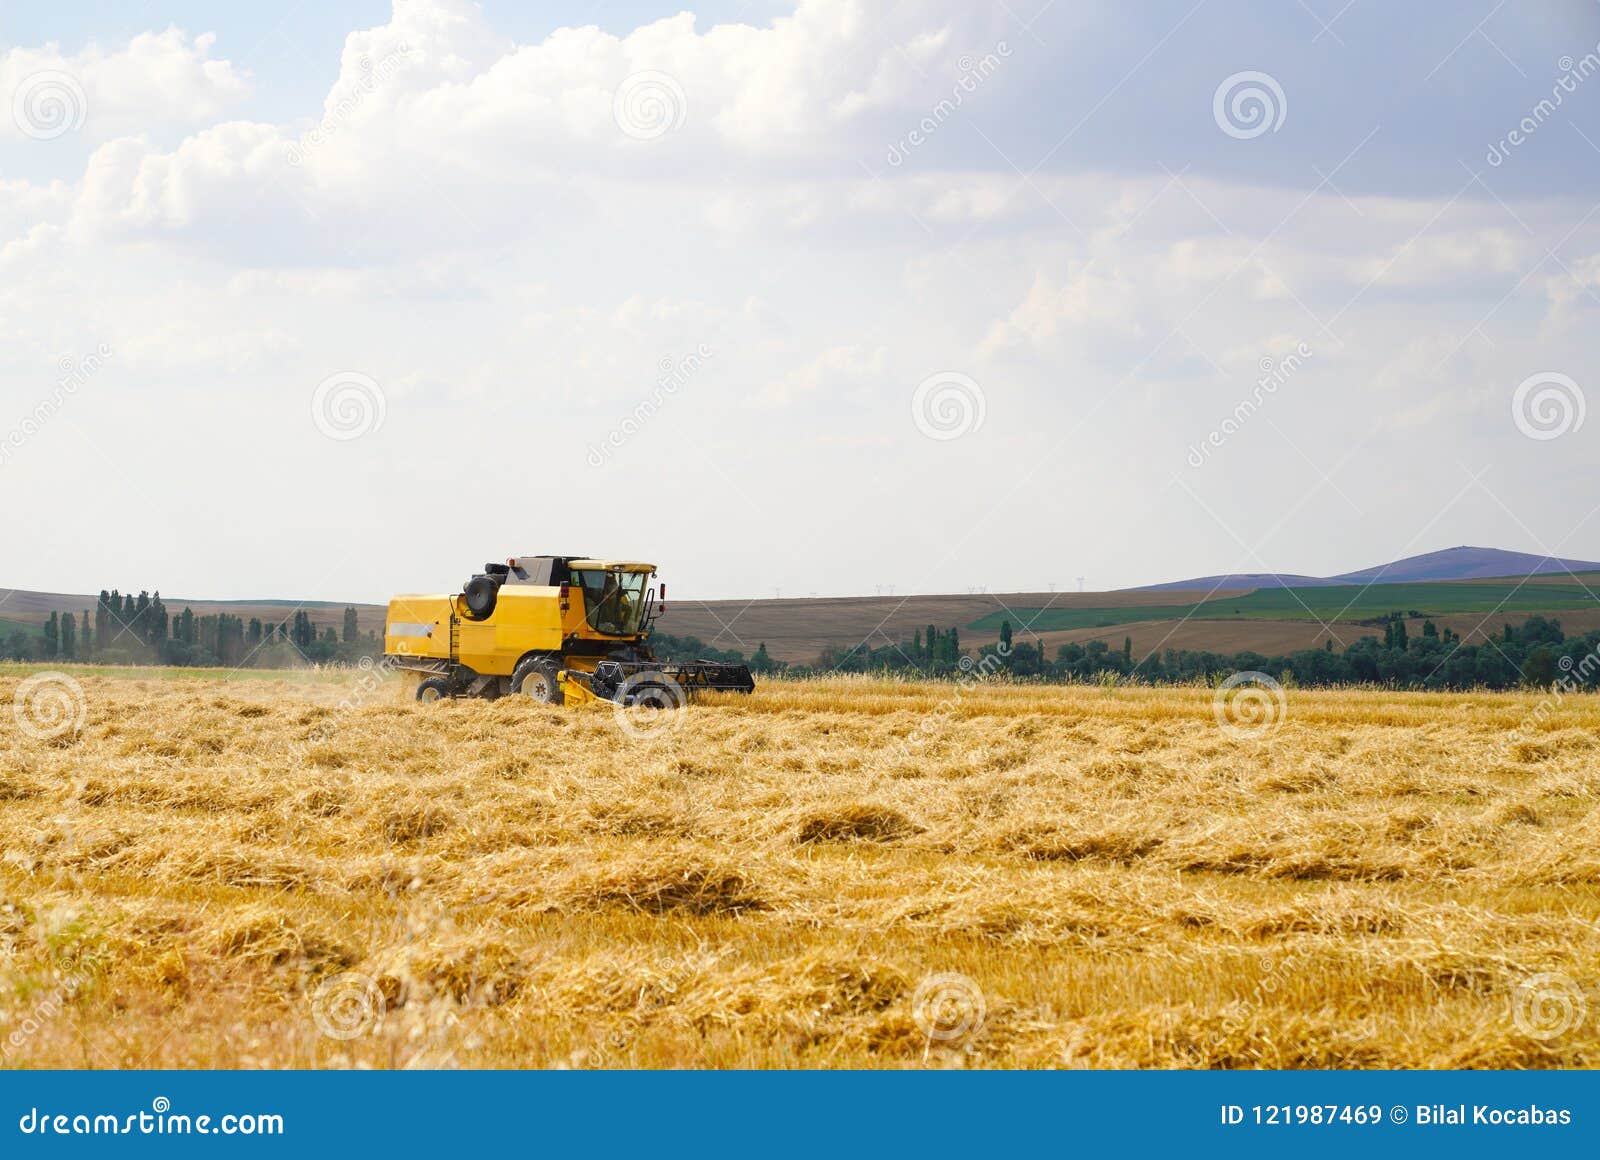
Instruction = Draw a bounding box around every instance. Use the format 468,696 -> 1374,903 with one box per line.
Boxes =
511,656 -> 564,705
463,574 -> 500,619
416,677 -> 451,704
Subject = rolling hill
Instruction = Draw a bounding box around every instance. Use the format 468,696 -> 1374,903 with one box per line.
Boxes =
1134,545 -> 1600,592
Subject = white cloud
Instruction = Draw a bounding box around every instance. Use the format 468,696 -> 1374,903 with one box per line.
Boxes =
36,0 -> 1003,259
2,1 -> 1600,601
757,343 -> 887,407
1348,228 -> 1529,288
1,28 -> 248,142
981,263 -> 1148,354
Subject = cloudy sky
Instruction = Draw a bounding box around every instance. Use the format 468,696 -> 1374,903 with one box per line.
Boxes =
3,0 -> 1600,602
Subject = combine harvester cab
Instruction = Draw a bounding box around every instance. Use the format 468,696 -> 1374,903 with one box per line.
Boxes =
384,554 -> 754,708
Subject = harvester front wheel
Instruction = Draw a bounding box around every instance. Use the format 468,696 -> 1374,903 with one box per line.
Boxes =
511,656 -> 565,705
416,677 -> 451,703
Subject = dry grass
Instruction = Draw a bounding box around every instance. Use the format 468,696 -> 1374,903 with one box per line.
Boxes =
2,669 -> 1598,1069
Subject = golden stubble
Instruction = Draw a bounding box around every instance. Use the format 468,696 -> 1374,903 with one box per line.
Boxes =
1,670 -> 1597,1069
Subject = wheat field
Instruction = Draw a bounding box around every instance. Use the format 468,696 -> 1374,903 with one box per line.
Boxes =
2,666 -> 1598,1069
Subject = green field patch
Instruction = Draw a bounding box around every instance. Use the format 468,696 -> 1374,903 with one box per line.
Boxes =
967,580 -> 1600,632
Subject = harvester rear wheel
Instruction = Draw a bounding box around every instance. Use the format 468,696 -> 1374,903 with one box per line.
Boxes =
416,678 -> 451,703
511,656 -> 564,705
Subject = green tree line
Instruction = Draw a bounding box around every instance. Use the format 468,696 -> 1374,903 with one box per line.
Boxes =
12,594 -> 1593,692
4,590 -> 377,668
660,612 -> 1600,692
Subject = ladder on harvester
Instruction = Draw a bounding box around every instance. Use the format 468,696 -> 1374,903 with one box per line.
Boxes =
449,614 -> 461,664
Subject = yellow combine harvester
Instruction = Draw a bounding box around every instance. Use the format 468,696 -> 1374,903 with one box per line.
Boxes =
384,554 -> 755,707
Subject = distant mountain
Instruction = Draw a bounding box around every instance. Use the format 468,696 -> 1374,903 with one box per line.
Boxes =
1330,546 -> 1600,584
1134,572 -> 1340,593
1134,546 -> 1600,592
